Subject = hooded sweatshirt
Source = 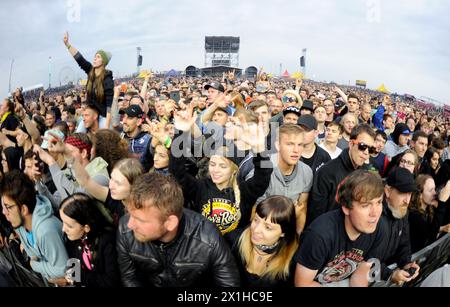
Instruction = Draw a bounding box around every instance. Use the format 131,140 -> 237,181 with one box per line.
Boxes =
306,148 -> 358,227
16,195 -> 68,279
170,132 -> 272,235
383,124 -> 410,160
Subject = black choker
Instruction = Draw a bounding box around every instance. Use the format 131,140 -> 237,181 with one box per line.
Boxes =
255,241 -> 280,255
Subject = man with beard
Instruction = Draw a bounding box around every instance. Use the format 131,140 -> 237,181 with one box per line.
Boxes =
380,167 -> 420,286
116,173 -> 240,287
120,104 -> 151,164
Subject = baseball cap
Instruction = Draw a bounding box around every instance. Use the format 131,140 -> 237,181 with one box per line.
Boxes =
386,167 -> 418,193
283,106 -> 301,117
204,82 -> 225,93
119,105 -> 144,118
301,100 -> 314,112
297,115 -> 318,131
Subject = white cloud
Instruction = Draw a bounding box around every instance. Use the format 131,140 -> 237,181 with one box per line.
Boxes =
1,0 -> 448,103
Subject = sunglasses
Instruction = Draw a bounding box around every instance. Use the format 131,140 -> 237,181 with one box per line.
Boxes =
354,142 -> 376,154
282,96 -> 297,103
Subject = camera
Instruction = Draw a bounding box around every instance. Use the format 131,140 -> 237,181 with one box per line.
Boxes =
406,267 -> 417,277
34,153 -> 45,174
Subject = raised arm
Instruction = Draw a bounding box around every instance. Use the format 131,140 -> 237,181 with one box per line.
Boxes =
16,104 -> 41,145
63,31 -> 92,74
201,94 -> 227,124
63,31 -> 79,58
334,86 -> 348,103
71,157 -> 109,202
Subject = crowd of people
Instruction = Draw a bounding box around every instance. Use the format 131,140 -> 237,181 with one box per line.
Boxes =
0,32 -> 449,288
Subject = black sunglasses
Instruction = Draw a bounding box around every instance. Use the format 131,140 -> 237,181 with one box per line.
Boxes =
355,142 -> 376,154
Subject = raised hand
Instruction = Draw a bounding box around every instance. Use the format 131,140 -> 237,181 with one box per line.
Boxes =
63,32 -> 69,46
47,131 -> 66,154
214,94 -> 229,109
173,102 -> 197,132
33,144 -> 56,166
239,114 -> 266,153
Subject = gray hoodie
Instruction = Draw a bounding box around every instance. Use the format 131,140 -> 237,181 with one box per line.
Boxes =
248,153 -> 313,204
16,195 -> 68,280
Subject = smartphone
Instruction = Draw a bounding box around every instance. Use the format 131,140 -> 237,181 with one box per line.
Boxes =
170,91 -> 181,103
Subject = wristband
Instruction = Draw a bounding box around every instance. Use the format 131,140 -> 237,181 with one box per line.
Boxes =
67,44 -> 72,50
164,136 -> 172,149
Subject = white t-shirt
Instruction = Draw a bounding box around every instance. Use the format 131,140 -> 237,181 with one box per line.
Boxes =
319,143 -> 342,160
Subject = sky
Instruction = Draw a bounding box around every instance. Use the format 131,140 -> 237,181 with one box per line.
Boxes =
1,0 -> 449,104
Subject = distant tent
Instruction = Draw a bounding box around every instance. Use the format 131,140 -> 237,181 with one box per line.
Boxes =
377,84 -> 390,94
165,69 -> 179,77
282,70 -> 290,78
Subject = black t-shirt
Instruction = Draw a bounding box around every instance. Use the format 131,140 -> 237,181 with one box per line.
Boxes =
294,210 -> 386,285
105,190 -> 125,227
301,145 -> 331,174
226,229 -> 295,287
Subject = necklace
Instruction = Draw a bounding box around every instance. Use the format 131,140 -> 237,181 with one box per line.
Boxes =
253,248 -> 271,264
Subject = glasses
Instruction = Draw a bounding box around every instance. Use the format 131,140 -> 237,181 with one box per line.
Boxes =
400,159 -> 415,167
355,142 -> 376,154
282,96 -> 297,104
2,203 -> 18,213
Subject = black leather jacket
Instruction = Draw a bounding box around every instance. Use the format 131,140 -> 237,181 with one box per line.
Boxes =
117,209 -> 240,287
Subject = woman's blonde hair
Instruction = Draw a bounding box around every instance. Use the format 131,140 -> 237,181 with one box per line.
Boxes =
238,196 -> 299,281
210,150 -> 241,216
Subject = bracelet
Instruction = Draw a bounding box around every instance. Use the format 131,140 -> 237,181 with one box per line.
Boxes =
67,44 -> 72,50
164,136 -> 172,149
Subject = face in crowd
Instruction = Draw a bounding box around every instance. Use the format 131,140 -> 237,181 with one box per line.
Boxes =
385,186 -> 412,219
314,106 -> 327,124
276,132 -> 305,167
323,99 -> 334,116
209,155 -> 236,188
325,125 -> 341,144
283,112 -> 299,125
153,145 -> 169,169
347,97 -> 359,113
109,169 -> 132,201
250,213 -> 283,247
398,152 -> 416,174
253,105 -> 270,128
207,88 -> 221,103
83,108 -> 99,130
398,133 -> 411,147
2,195 -> 26,229
373,134 -> 387,155
122,114 -> 141,135
343,194 -> 383,236
349,132 -> 375,167
212,109 -> 228,127
60,208 -> 91,241
269,100 -> 283,116
411,136 -> 428,158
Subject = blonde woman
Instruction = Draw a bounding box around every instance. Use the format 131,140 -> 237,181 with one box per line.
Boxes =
228,196 -> 298,287
169,104 -> 272,235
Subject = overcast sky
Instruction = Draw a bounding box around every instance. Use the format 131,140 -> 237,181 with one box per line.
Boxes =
1,0 -> 449,104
